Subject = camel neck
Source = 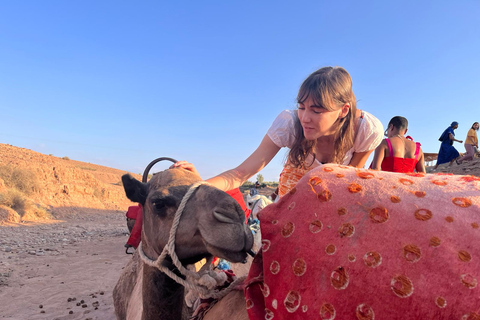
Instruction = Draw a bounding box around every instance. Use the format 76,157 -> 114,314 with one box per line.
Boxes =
142,264 -> 188,320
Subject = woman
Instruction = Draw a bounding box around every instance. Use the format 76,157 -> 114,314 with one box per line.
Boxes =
433,121 -> 463,170
371,116 -> 425,173
457,122 -> 479,164
173,67 -> 383,197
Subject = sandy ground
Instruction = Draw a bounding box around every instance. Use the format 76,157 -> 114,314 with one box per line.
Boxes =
0,209 -> 131,320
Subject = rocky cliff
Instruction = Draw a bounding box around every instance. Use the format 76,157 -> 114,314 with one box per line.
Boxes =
0,143 -> 141,223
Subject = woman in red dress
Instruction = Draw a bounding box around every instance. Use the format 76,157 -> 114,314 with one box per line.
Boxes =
371,116 -> 425,173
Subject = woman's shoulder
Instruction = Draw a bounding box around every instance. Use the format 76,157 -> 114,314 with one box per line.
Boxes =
356,110 -> 383,133
352,110 -> 384,152
267,109 -> 297,148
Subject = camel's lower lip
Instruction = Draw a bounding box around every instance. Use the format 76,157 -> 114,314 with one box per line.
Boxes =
205,243 -> 249,263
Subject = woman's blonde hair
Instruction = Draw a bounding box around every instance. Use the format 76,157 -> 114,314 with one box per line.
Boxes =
289,66 -> 357,168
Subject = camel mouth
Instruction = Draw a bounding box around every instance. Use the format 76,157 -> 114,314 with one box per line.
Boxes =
204,243 -> 249,263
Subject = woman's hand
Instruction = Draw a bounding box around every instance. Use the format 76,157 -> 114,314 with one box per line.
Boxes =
170,161 -> 201,177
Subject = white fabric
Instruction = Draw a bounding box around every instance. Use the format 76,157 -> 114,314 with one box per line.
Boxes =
266,109 -> 384,165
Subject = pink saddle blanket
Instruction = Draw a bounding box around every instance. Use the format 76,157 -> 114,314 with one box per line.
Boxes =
245,165 -> 480,320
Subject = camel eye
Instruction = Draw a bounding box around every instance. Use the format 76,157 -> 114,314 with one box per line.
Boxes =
151,196 -> 176,214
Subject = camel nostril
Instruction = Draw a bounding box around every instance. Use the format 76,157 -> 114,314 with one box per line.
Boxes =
213,210 -> 236,224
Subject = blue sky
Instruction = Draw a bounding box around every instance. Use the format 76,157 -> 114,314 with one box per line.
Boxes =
1,1 -> 479,181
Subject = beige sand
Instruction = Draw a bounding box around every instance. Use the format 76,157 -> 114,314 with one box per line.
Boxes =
0,209 -> 131,320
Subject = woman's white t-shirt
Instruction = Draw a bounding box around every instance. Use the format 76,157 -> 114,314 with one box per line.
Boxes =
267,109 -> 384,165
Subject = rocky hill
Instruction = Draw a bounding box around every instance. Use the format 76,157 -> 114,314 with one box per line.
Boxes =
0,143 -> 141,223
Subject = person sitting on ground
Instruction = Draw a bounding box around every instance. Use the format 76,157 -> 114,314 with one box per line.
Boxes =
371,116 -> 425,173
171,66 -> 384,198
457,121 -> 479,164
433,121 -> 463,170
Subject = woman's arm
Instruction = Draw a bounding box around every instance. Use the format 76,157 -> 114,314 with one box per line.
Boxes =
370,141 -> 387,170
172,134 -> 281,191
415,150 -> 426,173
449,133 -> 463,144
349,149 -> 375,168
206,134 -> 280,190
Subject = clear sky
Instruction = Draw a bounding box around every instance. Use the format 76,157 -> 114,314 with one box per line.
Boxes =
1,1 -> 479,182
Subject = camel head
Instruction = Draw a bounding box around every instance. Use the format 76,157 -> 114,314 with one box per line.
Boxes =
122,168 -> 253,265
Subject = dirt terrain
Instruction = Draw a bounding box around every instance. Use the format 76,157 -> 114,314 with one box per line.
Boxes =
0,143 -> 478,319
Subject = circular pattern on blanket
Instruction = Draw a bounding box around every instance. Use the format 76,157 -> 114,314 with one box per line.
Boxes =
245,298 -> 254,309
390,195 -> 401,203
363,251 -> 382,268
281,222 -> 295,238
369,207 -> 389,223
391,275 -> 414,298
336,173 -> 345,178
309,176 -> 322,186
317,189 -> 332,202
265,308 -> 274,320
460,274 -> 478,289
399,178 -> 414,185
302,305 -> 308,312
337,207 -> 347,216
272,299 -> 277,309
319,303 -> 336,320
462,312 -> 480,320
270,261 -> 280,274
331,266 -> 349,290
348,254 -> 356,262
289,187 -> 297,195
435,296 -> 447,308
339,223 -> 355,238
348,183 -> 362,193
445,216 -> 454,223
309,220 -> 323,233
452,197 -> 472,208
288,202 -> 296,210
431,180 -> 447,186
323,167 -> 334,172
472,223 -> 479,229
325,244 -> 336,255
261,283 -> 270,297
284,290 -> 301,313
357,171 -> 375,179
414,191 -> 426,198
403,244 -> 421,263
356,303 -> 375,320
262,239 -> 271,252
458,250 -> 472,262
292,258 -> 307,277
414,209 -> 433,221
429,237 -> 441,247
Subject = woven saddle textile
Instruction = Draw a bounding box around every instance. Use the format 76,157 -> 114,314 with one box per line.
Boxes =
245,165 -> 480,320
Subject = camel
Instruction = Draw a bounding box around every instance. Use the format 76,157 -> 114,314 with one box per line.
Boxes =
113,167 -> 254,320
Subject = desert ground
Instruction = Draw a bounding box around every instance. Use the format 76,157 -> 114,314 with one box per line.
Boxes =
1,143 -> 479,319
0,208 -> 130,320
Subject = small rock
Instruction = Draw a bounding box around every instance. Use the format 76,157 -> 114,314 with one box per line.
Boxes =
82,304 -> 87,308
39,305 -> 43,308
69,310 -> 73,314
4,247 -> 12,252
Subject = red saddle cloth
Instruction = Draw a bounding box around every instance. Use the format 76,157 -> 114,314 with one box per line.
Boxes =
245,165 -> 480,320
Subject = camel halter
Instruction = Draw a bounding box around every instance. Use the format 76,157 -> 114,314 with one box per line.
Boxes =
137,181 -> 246,300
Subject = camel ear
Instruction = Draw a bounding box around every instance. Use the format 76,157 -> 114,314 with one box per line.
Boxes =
122,174 -> 147,205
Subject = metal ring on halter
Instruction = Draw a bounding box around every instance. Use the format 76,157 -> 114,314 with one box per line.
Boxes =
142,157 -> 178,183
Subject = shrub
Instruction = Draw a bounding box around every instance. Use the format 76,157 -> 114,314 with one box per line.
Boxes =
0,189 -> 27,216
62,156 -> 70,160
0,165 -> 39,195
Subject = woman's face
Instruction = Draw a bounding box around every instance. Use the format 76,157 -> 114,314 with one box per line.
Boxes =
297,98 -> 348,140
473,123 -> 479,130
